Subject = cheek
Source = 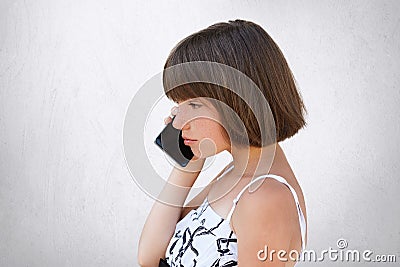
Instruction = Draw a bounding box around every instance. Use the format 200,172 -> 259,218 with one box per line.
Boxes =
190,122 -> 229,158
197,121 -> 228,144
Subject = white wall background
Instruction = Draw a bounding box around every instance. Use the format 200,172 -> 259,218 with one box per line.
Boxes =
1,0 -> 399,266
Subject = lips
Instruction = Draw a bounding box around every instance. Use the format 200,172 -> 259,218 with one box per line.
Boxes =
182,136 -> 197,141
182,136 -> 197,145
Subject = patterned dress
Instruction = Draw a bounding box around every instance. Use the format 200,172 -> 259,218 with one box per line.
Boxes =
164,166 -> 306,266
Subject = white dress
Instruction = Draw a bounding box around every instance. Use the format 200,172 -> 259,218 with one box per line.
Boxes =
165,165 -> 307,266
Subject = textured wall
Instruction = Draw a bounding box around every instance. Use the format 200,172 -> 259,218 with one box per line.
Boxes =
0,0 -> 399,266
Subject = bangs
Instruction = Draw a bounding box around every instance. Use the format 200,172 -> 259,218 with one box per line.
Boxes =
164,82 -> 221,104
165,84 -> 198,103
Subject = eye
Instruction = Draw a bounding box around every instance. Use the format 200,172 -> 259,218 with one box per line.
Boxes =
188,103 -> 202,109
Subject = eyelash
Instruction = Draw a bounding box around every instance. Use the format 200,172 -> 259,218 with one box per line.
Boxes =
188,103 -> 202,109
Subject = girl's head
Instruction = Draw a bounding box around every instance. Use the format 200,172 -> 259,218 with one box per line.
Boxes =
163,19 -> 307,152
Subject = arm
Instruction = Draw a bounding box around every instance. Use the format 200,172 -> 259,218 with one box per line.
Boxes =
233,180 -> 299,266
137,159 -> 205,267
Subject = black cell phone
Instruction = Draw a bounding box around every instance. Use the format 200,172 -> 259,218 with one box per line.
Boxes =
154,116 -> 194,167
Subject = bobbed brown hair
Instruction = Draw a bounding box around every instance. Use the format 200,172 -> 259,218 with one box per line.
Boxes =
162,19 -> 307,147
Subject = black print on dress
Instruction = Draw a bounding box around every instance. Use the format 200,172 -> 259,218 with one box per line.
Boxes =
166,199 -> 239,266
210,231 -> 238,267
169,224 -> 221,266
191,202 -> 208,221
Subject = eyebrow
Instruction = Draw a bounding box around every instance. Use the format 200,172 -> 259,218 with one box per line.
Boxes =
180,98 -> 212,108
191,98 -> 210,106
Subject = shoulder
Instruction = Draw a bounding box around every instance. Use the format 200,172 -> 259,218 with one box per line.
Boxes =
232,178 -> 298,236
230,178 -> 300,264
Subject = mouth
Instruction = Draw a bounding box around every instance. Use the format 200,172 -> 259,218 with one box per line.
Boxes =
182,137 -> 197,145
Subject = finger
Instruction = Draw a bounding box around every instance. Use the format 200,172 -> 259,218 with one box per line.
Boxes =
171,106 -> 179,116
164,117 -> 172,125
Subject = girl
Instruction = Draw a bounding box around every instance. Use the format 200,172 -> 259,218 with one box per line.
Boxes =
138,19 -> 308,266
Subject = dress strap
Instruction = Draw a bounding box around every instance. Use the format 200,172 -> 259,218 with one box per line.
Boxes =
226,174 -> 307,252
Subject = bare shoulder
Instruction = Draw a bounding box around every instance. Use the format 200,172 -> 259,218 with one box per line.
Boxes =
232,178 -> 299,234
229,178 -> 302,264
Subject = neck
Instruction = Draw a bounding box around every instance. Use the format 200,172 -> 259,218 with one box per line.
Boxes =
228,142 -> 279,178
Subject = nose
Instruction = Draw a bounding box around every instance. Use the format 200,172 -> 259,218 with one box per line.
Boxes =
172,115 -> 190,130
172,111 -> 190,130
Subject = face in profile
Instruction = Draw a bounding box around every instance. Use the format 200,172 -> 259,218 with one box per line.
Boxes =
172,97 -> 230,159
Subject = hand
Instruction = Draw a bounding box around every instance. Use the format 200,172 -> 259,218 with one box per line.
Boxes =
164,106 -> 205,171
163,106 -> 179,125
